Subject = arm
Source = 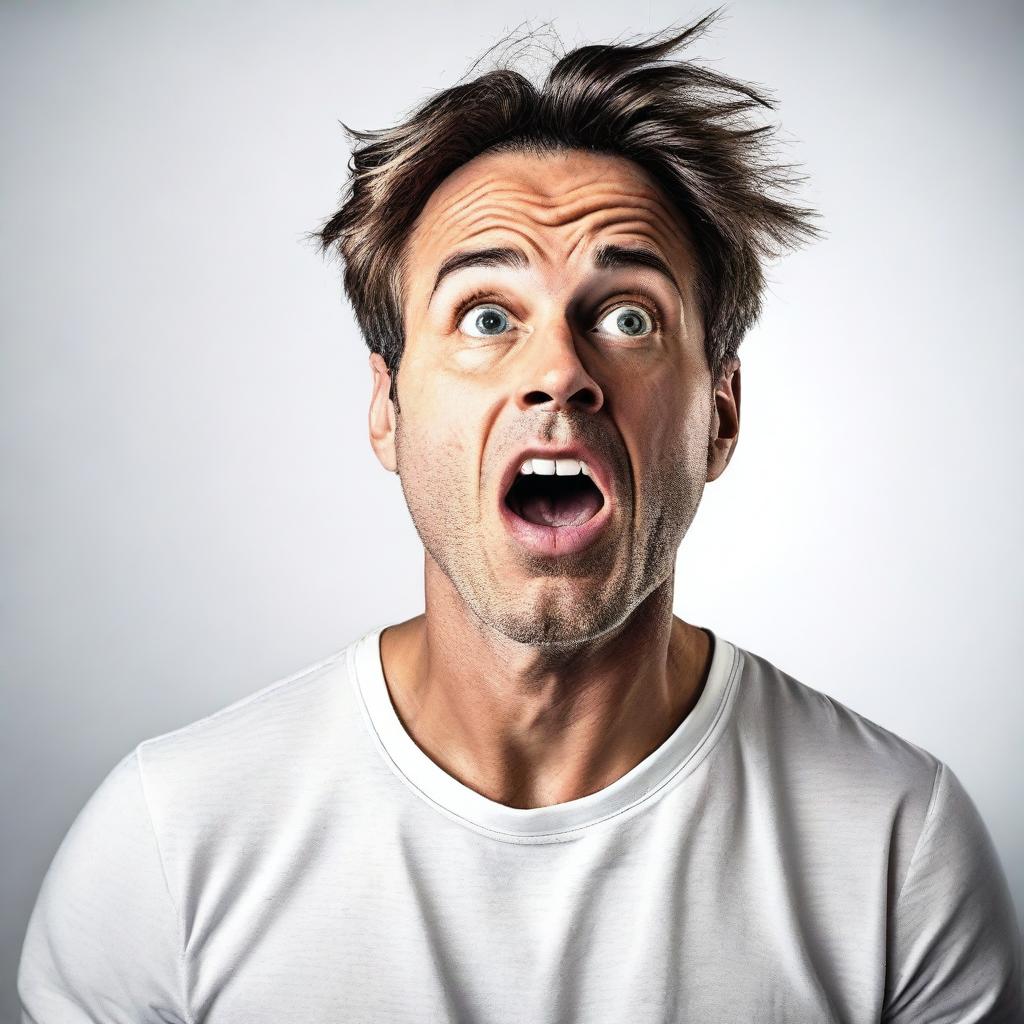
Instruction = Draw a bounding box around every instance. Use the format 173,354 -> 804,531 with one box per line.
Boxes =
883,760 -> 1023,1023
17,748 -> 191,1024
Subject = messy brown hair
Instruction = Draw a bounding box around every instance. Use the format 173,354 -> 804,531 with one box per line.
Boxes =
311,7 -> 823,408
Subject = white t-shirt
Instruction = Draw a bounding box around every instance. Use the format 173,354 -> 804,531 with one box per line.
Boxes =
18,625 -> 1023,1023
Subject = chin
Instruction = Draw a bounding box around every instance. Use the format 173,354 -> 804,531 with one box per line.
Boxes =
480,591 -> 629,648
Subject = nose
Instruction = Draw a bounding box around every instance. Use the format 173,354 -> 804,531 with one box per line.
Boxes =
515,318 -> 604,414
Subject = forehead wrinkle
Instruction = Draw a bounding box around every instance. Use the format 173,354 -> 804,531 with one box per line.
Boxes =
449,200 -> 554,236
524,186 -> 673,222
496,176 -> 626,212
419,146 -> 681,226
442,195 -> 586,239
414,178 -> 526,254
520,192 -> 688,242
421,172 -> 588,235
428,200 -> 553,254
415,169 -> 696,298
562,213 -> 691,272
584,194 -> 687,234
427,172 -> 676,238
420,195 -> 557,259
434,194 -> 683,257
466,189 -> 676,235
452,224 -> 549,266
448,168 -> 623,211
435,174 -> 515,219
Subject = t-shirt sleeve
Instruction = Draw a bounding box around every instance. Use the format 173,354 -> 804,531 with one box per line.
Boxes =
17,747 -> 191,1024
883,760 -> 1023,1023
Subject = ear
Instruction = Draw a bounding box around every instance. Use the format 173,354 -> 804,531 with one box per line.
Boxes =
368,353 -> 398,474
707,357 -> 740,482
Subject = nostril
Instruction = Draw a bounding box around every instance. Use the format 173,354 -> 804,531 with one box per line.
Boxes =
522,390 -> 554,407
521,385 -> 602,411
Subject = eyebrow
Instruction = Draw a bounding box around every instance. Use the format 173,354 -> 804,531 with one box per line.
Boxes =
429,247 -> 528,301
428,241 -> 681,303
591,243 -> 681,295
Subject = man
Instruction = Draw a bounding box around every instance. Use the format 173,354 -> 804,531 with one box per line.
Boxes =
18,12 -> 1022,1023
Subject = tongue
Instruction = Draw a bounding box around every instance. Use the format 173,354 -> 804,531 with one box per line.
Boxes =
518,489 -> 602,528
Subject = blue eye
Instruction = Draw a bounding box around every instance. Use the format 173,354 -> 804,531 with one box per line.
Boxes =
595,305 -> 654,338
460,305 -> 510,337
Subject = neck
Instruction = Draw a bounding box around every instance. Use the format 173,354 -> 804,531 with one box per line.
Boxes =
378,555 -> 712,810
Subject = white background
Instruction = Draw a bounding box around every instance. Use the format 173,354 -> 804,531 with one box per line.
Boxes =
2,0 -> 1021,1013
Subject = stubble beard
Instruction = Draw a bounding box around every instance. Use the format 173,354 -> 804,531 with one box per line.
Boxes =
394,421 -> 708,650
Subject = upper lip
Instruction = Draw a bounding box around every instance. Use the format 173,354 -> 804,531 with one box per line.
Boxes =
498,443 -> 613,511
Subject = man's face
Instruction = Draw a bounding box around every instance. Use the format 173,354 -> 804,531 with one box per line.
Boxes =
369,148 -> 739,646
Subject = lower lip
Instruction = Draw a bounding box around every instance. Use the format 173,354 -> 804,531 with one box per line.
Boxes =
498,491 -> 613,558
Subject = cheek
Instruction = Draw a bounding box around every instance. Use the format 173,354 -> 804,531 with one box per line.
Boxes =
398,356 -> 492,455
626,371 -> 710,483
395,391 -> 477,503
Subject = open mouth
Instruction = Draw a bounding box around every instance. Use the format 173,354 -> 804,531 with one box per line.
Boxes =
504,467 -> 605,528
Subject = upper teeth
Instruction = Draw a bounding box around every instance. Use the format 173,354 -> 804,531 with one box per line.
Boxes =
519,458 -> 591,477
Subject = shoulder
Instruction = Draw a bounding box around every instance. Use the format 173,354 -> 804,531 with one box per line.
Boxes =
134,639 -> 362,828
723,642 -> 944,890
725,642 -> 1022,1018
19,634 -> 374,1018
729,642 -> 940,795
18,748 -> 187,1018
